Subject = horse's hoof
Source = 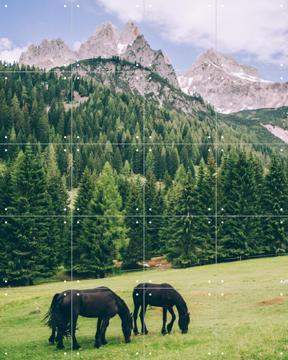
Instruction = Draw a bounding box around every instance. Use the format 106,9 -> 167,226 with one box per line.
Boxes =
133,331 -> 139,336
73,345 -> 81,350
102,340 -> 108,345
94,343 -> 101,349
57,344 -> 65,350
161,330 -> 167,336
49,340 -> 55,345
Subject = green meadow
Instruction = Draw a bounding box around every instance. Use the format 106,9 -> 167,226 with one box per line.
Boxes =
1,256 -> 288,360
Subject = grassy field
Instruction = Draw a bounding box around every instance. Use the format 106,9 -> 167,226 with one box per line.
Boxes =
1,256 -> 288,359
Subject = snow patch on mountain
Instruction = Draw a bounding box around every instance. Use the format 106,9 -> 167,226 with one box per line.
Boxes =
262,124 -> 288,144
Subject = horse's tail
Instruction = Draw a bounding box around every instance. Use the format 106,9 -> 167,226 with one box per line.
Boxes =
43,293 -> 60,328
43,293 -> 71,336
132,283 -> 146,305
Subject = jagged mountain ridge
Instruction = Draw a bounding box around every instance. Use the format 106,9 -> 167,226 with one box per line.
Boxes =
19,24 -> 288,114
19,21 -> 178,87
178,49 -> 288,113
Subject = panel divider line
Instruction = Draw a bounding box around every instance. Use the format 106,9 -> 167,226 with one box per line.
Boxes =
70,1 -> 73,357
215,0 -> 219,357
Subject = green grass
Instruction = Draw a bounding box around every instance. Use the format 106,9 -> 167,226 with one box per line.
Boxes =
1,257 -> 288,359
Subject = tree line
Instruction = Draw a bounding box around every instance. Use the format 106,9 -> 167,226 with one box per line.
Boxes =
0,143 -> 287,285
0,63 -> 287,285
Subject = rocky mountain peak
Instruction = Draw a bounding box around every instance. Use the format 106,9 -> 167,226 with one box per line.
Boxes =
191,48 -> 261,79
123,35 -> 179,88
118,21 -> 140,53
78,22 -> 120,60
95,21 -> 119,41
178,48 -> 288,113
19,21 -> 179,88
19,38 -> 76,69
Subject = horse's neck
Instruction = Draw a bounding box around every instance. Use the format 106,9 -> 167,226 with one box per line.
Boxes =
175,294 -> 188,315
117,298 -> 129,321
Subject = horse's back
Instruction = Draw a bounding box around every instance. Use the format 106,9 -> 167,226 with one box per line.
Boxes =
133,282 -> 178,306
57,287 -> 119,318
134,282 -> 174,291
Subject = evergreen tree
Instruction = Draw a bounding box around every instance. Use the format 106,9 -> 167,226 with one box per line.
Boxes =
74,163 -> 127,277
123,177 -> 144,268
261,157 -> 288,254
5,145 -> 57,284
165,172 -> 204,267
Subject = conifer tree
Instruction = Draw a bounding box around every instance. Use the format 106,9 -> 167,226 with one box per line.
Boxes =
165,172 -> 204,266
74,163 -> 127,277
123,177 -> 144,268
6,145 -> 56,284
261,157 -> 288,254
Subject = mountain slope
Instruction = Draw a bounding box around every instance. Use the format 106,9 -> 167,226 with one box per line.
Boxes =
220,107 -> 288,145
56,57 -> 205,114
178,49 -> 288,113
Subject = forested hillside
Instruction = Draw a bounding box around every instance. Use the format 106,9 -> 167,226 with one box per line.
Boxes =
0,64 -> 287,285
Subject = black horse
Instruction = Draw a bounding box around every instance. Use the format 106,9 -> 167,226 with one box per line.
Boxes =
133,283 -> 190,335
44,286 -> 133,350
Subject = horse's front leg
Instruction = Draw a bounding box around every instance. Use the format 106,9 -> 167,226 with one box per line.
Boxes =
48,325 -> 56,345
161,307 -> 168,335
101,318 -> 110,345
95,318 -> 102,348
133,303 -> 140,335
167,306 -> 176,334
72,314 -> 81,350
95,317 -> 110,348
140,304 -> 148,335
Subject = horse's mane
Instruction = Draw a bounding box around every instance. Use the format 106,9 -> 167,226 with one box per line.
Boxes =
116,294 -> 130,316
174,290 -> 188,315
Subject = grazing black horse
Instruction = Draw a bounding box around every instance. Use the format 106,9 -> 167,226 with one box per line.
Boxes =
44,286 -> 133,350
133,283 -> 190,335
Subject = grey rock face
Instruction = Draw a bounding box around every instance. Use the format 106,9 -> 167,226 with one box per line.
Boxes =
178,49 -> 288,113
78,22 -> 120,60
118,21 -> 140,53
19,39 -> 77,69
123,35 -> 179,88
67,59 -> 204,114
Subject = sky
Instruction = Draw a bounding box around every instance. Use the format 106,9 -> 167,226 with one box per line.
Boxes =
0,0 -> 287,81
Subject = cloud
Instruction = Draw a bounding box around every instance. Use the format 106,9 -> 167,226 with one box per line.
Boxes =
0,38 -> 13,51
97,0 -> 288,64
0,38 -> 28,63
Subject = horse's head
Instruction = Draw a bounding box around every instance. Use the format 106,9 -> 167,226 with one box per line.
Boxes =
178,311 -> 190,334
122,312 -> 133,343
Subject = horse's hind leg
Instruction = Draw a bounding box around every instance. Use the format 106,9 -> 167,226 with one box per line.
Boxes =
56,325 -> 66,350
161,307 -> 168,335
167,306 -> 176,334
48,325 -> 56,345
95,318 -> 103,348
133,303 -> 140,335
140,304 -> 148,335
